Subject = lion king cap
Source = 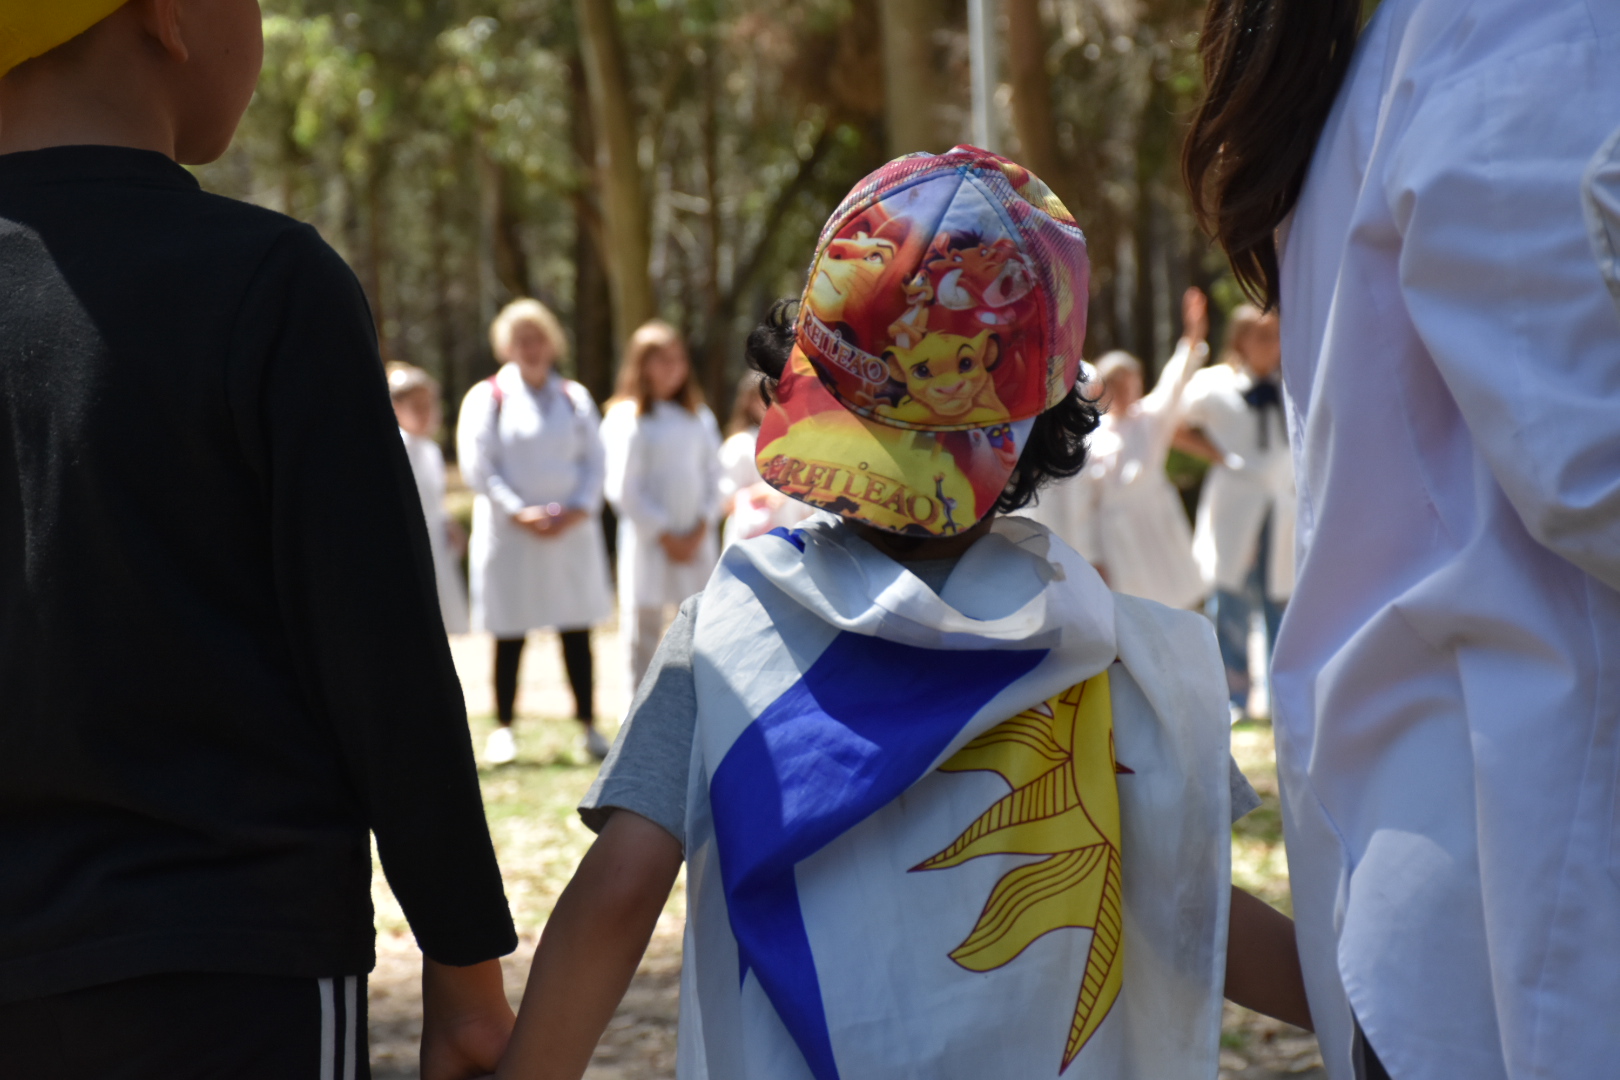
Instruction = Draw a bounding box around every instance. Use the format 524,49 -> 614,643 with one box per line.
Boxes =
0,1 -> 126,78
756,145 -> 1089,536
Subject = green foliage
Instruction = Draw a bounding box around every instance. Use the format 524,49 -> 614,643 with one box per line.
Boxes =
198,0 -> 1238,433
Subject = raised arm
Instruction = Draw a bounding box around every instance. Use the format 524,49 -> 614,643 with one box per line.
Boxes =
497,811 -> 684,1080
1140,287 -> 1211,420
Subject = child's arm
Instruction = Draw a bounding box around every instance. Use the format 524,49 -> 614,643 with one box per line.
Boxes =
1225,885 -> 1313,1031
497,810 -> 684,1080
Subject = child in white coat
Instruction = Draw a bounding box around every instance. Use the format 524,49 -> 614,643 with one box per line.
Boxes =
389,363 -> 470,635
1082,288 -> 1210,608
601,321 -> 722,698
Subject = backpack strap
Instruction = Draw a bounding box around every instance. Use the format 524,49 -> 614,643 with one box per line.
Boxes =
485,373 -> 503,418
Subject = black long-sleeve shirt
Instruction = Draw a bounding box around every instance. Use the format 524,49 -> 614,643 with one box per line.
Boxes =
0,146 -> 516,1001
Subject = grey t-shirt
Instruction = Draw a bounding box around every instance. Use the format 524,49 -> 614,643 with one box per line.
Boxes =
581,586 -> 1263,844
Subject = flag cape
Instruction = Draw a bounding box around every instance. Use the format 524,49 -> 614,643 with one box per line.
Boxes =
681,514 -> 1232,1080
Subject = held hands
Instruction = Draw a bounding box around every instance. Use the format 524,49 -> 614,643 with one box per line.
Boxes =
421,957 -> 515,1080
658,521 -> 706,564
514,505 -> 587,539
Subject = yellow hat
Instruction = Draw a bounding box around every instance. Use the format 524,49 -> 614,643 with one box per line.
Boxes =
0,1 -> 127,78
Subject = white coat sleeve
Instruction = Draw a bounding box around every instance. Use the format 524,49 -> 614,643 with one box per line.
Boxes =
566,384 -> 606,514
1392,66 -> 1620,590
1140,338 -> 1207,424
699,407 -> 725,522
1076,465 -> 1104,565
609,410 -> 673,535
455,382 -> 526,519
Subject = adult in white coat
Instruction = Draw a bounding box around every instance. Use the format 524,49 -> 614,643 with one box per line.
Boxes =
601,321 -> 721,696
1186,1 -> 1620,1077
458,299 -> 614,764
387,363 -> 469,634
1082,287 -> 1209,609
1176,307 -> 1295,720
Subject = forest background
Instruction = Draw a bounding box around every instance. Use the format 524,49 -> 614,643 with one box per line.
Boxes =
198,0 -> 1233,442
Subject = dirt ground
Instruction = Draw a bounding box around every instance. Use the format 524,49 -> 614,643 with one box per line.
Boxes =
366,626 -> 1324,1080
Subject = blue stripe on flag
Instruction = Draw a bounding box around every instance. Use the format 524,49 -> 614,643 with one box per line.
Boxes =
709,631 -> 1046,1080
767,526 -> 807,551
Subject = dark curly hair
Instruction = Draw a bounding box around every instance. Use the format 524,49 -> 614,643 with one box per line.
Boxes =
744,299 -> 1100,515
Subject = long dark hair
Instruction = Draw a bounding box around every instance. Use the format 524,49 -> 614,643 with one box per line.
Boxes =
1183,0 -> 1364,310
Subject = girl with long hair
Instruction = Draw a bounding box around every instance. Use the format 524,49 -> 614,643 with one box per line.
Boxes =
600,321 -> 722,695
1186,2 -> 1620,1077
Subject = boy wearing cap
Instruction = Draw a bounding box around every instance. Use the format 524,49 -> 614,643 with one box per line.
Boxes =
495,149 -> 1309,1080
0,3 -> 516,1078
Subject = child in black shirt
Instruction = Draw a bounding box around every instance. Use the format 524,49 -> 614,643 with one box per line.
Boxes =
0,3 -> 515,1077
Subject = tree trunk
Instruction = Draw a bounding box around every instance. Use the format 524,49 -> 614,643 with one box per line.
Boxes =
570,52 -> 615,402
700,39 -> 726,411
1005,0 -> 1066,194
878,0 -> 950,156
364,160 -> 391,360
575,0 -> 655,351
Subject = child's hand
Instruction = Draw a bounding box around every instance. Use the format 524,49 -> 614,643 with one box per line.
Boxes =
497,811 -> 682,1079
421,957 -> 515,1080
1181,287 -> 1210,346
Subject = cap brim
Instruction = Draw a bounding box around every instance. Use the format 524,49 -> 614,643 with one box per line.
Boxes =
756,347 -> 1033,537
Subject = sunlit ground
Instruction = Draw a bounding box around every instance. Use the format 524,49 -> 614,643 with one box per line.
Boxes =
367,628 -> 1322,1079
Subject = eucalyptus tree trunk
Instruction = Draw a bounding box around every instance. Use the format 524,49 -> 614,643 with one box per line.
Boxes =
878,0 -> 951,156
1005,0 -> 1066,193
574,0 -> 654,353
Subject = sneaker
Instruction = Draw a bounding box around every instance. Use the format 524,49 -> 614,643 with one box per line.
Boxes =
584,726 -> 610,761
484,725 -> 517,765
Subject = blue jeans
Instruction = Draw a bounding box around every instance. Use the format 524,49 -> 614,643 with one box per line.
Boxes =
1204,516 -> 1285,713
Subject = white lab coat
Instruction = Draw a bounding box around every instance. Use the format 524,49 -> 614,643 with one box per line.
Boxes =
1016,467 -> 1099,562
1180,364 -> 1295,601
456,364 -> 613,637
1275,2 -> 1620,1077
398,428 -> 469,634
718,427 -> 813,549
602,398 -> 722,610
1086,339 -> 1207,609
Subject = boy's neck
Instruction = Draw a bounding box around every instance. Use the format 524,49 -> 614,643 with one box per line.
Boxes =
850,515 -> 995,564
0,14 -> 181,160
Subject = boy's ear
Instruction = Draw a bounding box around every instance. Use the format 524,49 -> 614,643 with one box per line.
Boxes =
134,0 -> 188,63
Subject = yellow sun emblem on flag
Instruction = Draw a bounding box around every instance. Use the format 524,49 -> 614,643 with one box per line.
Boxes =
912,671 -> 1127,1073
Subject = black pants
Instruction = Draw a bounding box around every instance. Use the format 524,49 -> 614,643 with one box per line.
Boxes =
0,972 -> 368,1079
494,630 -> 593,724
